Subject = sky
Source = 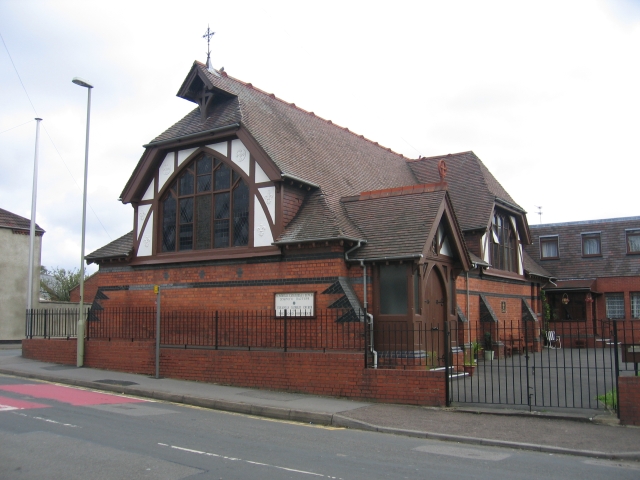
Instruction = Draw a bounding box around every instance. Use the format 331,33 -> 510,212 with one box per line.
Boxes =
1,0 -> 639,274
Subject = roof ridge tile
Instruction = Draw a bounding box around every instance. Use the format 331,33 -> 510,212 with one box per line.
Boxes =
341,182 -> 448,203
200,64 -> 407,160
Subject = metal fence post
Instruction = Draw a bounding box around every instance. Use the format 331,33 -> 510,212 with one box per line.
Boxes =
284,310 -> 288,353
215,310 -> 219,350
364,309 -> 368,369
612,320 -> 621,419
444,321 -> 451,406
155,285 -> 161,379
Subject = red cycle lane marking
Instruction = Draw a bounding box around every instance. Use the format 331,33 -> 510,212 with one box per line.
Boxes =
0,384 -> 146,406
0,395 -> 50,411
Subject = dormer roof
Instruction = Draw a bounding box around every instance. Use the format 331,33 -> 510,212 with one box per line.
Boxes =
408,151 -> 531,244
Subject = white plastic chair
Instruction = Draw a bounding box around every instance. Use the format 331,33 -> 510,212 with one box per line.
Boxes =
546,330 -> 561,349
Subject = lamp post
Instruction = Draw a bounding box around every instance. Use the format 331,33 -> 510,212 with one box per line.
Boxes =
72,76 -> 93,368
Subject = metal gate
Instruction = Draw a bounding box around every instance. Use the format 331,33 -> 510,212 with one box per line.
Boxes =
446,319 -> 638,412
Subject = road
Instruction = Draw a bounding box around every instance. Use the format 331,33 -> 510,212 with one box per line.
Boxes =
0,373 -> 638,479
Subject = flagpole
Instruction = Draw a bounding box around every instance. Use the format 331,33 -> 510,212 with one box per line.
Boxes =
27,118 -> 42,311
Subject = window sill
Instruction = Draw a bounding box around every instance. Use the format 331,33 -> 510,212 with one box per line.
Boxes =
482,269 -> 526,282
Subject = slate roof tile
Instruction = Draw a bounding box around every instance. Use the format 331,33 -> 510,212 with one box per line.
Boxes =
86,231 -> 133,264
525,217 -> 640,279
522,249 -> 554,279
0,207 -> 44,233
146,63 -> 417,243
341,189 -> 446,259
408,151 -> 522,232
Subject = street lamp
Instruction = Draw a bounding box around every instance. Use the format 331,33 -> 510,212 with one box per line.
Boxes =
72,76 -> 93,367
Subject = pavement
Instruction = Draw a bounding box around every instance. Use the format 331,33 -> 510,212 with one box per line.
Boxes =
0,345 -> 638,461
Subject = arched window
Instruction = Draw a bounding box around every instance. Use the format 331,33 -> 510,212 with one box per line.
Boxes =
161,154 -> 249,252
490,212 -> 517,272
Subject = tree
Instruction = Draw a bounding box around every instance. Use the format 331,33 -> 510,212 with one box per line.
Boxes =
40,266 -> 83,302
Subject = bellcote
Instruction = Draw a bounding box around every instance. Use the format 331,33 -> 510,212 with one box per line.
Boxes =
177,62 -> 237,122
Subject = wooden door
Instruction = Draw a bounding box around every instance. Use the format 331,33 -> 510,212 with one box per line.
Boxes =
425,268 -> 447,367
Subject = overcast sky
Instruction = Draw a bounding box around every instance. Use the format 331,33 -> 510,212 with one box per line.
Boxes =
1,0 -> 639,274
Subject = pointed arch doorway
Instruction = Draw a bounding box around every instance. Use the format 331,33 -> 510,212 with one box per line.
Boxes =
424,266 -> 447,367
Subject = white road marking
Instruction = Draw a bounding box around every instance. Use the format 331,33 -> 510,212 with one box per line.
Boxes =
414,444 -> 511,461
159,443 -> 342,479
11,411 -> 79,428
584,459 -> 640,471
0,405 -> 19,412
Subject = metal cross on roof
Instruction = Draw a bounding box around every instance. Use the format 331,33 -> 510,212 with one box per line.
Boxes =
203,25 -> 215,69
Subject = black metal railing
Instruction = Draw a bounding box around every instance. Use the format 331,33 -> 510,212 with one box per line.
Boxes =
25,308 -> 83,339
159,309 -> 365,351
447,319 -> 640,411
26,307 -> 366,352
363,321 -> 449,369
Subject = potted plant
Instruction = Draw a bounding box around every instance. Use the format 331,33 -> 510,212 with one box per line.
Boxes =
463,360 -> 476,377
472,340 -> 481,361
484,331 -> 494,361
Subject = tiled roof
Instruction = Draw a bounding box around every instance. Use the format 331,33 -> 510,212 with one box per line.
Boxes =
525,217 -> 640,279
147,62 -> 418,242
522,249 -> 554,279
408,152 -> 522,232
86,231 -> 133,264
341,189 -> 447,259
151,96 -> 242,143
0,207 -> 44,233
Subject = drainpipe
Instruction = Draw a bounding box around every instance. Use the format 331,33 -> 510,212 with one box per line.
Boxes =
361,261 -> 368,310
360,261 -> 377,369
344,241 -> 378,368
367,312 -> 377,369
466,271 -> 471,349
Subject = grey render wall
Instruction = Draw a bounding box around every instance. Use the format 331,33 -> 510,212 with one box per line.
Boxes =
0,228 -> 41,341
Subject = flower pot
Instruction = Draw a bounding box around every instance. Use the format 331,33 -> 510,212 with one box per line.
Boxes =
463,365 -> 476,377
484,350 -> 494,361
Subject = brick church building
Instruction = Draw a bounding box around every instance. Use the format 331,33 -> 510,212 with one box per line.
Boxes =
80,59 -> 549,363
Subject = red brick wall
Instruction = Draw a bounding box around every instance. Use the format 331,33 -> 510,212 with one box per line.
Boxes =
160,348 -> 445,405
69,271 -> 101,304
22,338 -> 76,365
282,185 -> 306,227
84,339 -> 155,374
90,245 -> 352,311
619,376 -> 640,426
456,274 -> 540,346
21,338 -> 446,406
594,276 -> 640,318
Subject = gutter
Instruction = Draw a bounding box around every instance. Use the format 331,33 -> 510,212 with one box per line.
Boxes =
273,236 -> 364,247
281,173 -> 320,189
494,197 -> 526,214
142,123 -> 241,148
346,254 -> 424,263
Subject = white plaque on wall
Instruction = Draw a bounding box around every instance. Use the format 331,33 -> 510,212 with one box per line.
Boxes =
275,292 -> 315,317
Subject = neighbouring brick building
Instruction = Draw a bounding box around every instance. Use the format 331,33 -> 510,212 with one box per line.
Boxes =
525,217 -> 640,347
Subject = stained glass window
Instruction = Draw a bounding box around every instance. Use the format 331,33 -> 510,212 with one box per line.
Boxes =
160,153 -> 252,252
490,212 -> 518,272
